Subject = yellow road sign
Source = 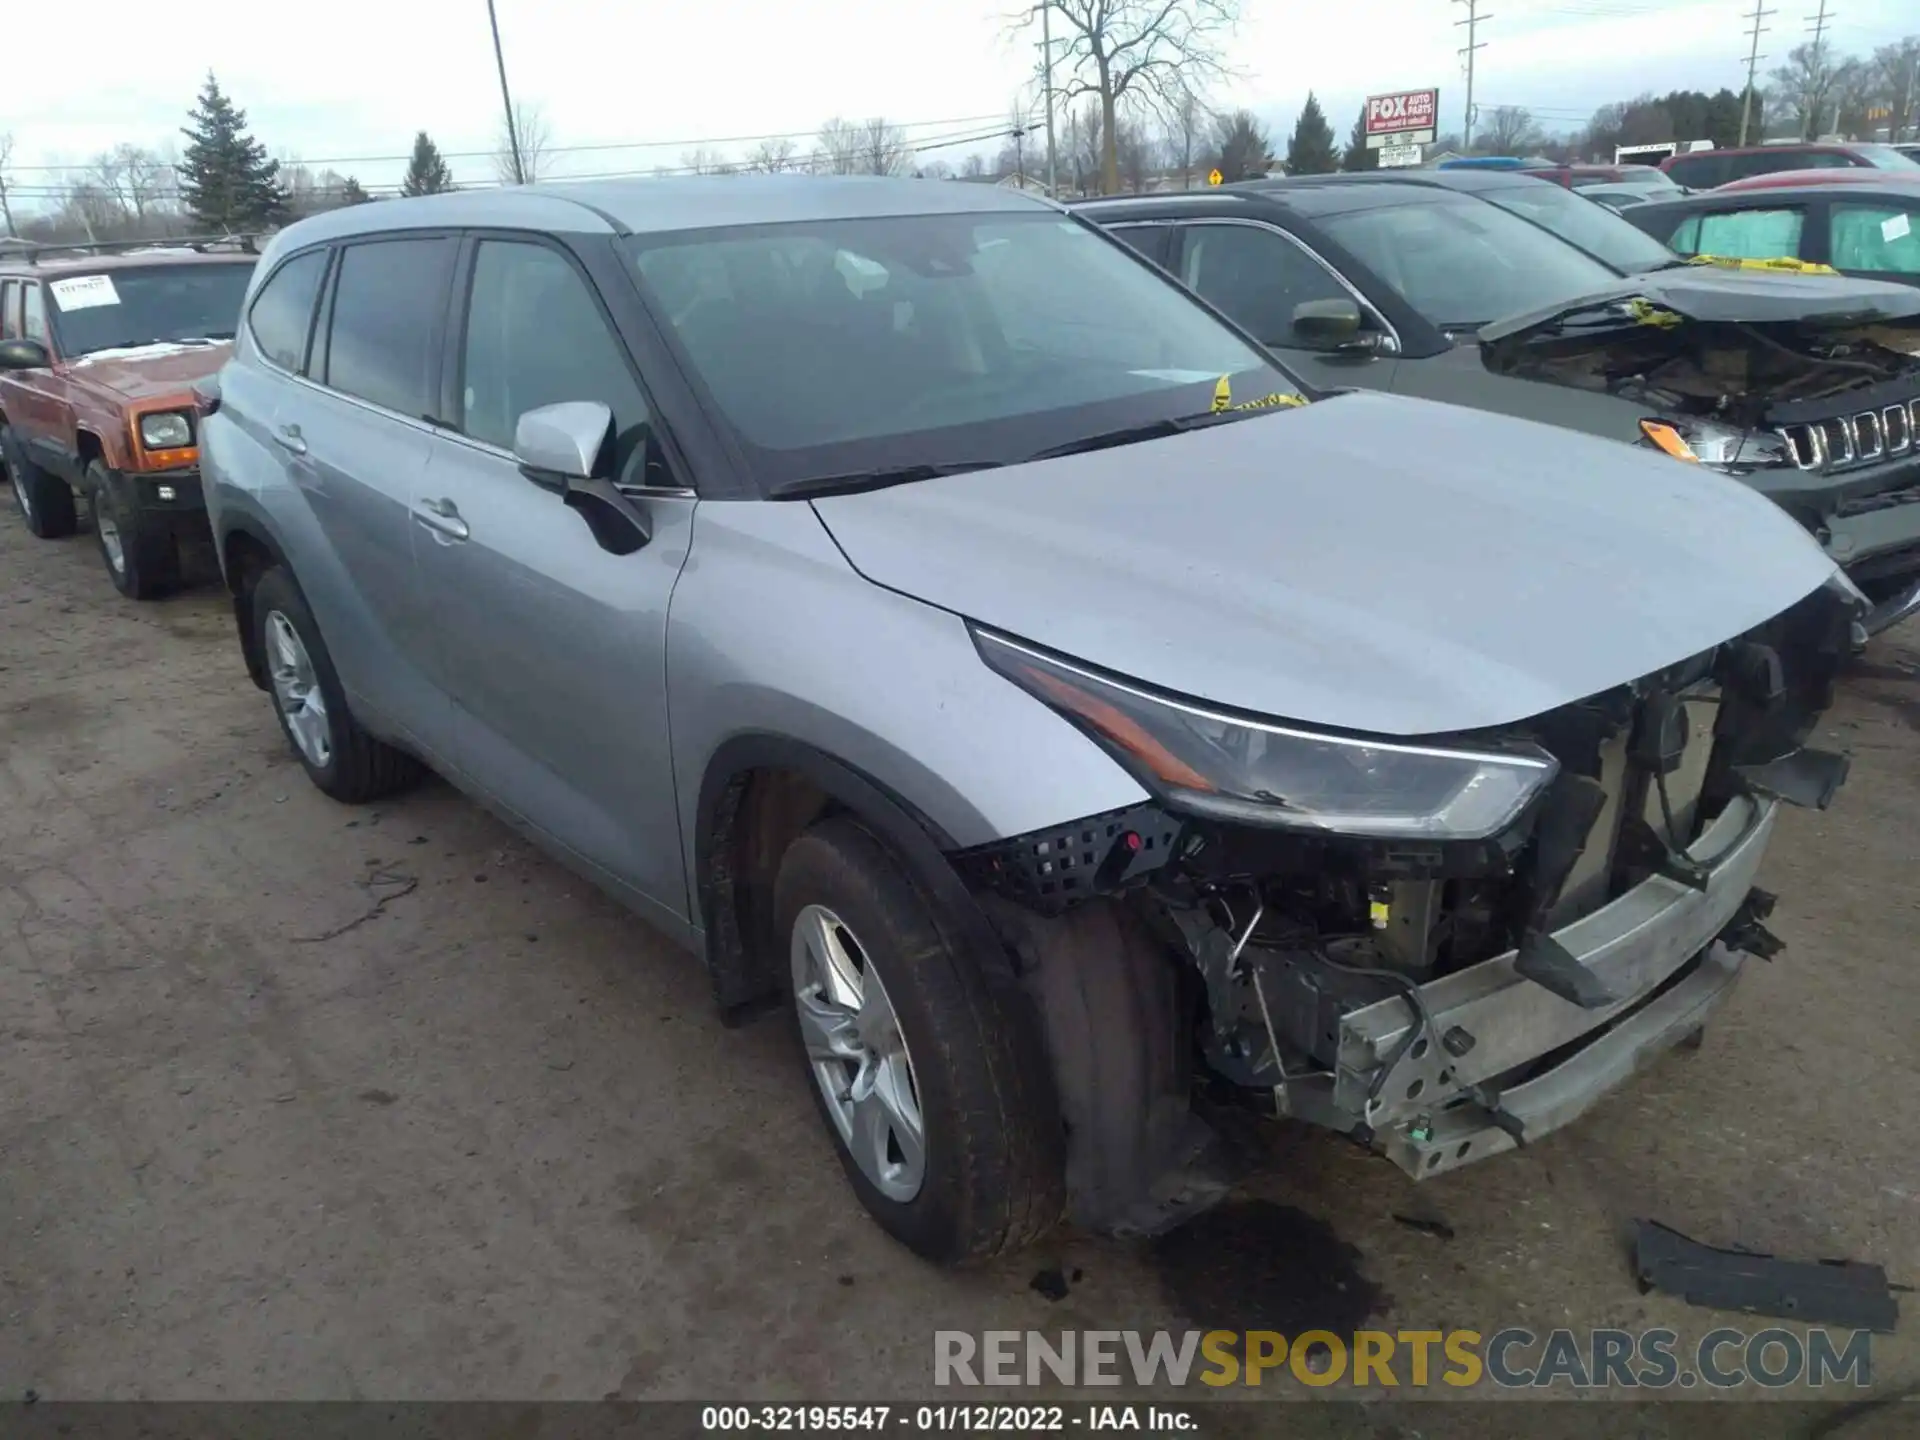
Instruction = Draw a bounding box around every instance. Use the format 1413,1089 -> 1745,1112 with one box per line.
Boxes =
1208,168 -> 1223,186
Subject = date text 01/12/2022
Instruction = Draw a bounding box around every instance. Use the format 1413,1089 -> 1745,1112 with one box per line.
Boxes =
699,1405 -> 1202,1432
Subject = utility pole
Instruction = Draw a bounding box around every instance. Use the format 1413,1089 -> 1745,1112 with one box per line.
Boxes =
1040,0 -> 1058,197
1738,2 -> 1775,146
1804,0 -> 1832,140
486,0 -> 525,185
1013,124 -> 1027,191
1454,0 -> 1490,151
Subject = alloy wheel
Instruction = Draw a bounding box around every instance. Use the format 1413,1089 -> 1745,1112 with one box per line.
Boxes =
790,902 -> 926,1202
265,610 -> 332,768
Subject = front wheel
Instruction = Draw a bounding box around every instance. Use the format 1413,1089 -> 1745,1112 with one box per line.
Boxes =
249,564 -> 422,803
774,817 -> 1065,1264
90,463 -> 179,600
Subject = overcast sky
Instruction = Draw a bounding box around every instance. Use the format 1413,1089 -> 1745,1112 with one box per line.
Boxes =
2,0 -> 1912,201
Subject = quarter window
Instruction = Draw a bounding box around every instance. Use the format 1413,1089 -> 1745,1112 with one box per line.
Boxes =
1830,204 -> 1920,275
0,281 -> 17,339
248,250 -> 328,373
1668,208 -> 1804,261
459,240 -> 659,482
321,237 -> 457,419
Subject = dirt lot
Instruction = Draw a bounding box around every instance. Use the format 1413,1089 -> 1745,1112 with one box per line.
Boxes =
1,500 -> 1916,1418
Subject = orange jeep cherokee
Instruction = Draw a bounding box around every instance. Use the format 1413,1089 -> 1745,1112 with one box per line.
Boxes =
0,239 -> 257,598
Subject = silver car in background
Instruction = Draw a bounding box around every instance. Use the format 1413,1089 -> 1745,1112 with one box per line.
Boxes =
200,176 -> 1860,1263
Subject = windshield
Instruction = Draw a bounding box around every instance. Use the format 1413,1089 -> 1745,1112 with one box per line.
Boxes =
1858,144 -> 1920,170
48,262 -> 255,358
1476,182 -> 1679,273
1316,194 -> 1621,329
627,211 -> 1298,485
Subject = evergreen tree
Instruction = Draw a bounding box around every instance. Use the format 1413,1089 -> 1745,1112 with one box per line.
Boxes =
1285,92 -> 1340,176
177,73 -> 288,232
1341,106 -> 1376,171
401,133 -> 454,197
341,176 -> 372,205
1212,110 -> 1273,183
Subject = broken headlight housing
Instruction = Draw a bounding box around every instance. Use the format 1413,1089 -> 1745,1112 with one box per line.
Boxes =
1639,417 -> 1792,471
974,629 -> 1559,840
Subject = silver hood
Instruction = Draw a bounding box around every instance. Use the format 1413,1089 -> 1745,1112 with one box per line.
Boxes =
811,391 -> 1840,737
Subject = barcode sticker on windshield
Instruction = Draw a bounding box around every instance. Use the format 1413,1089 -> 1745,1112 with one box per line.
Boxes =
1883,213 -> 1912,243
49,275 -> 121,311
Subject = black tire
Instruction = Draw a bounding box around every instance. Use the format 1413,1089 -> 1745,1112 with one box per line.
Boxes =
773,816 -> 1065,1264
1,425 -> 78,539
89,462 -> 179,600
249,564 -> 422,803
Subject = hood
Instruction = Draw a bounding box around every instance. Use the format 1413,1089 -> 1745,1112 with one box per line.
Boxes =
64,342 -> 231,401
1480,267 -> 1920,424
810,391 -> 1839,737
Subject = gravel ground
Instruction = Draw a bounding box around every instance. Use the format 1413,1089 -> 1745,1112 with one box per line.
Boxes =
1,498 -> 1915,1426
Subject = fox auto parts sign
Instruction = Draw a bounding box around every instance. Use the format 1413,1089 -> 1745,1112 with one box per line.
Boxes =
1365,89 -> 1439,146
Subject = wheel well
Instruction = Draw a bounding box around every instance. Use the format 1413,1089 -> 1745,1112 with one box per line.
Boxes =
223,529 -> 278,691
75,430 -> 104,472
703,766 -> 840,1019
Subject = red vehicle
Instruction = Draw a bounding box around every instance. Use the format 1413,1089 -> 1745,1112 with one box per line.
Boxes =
1715,167 -> 1920,194
1661,142 -> 1920,190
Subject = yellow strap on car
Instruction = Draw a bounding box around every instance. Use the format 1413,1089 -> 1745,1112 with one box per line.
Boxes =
1627,298 -> 1684,329
1686,253 -> 1840,276
1212,375 -> 1232,412
1233,391 -> 1310,411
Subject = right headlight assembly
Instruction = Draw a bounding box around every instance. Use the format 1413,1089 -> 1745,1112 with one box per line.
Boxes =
974,629 -> 1559,840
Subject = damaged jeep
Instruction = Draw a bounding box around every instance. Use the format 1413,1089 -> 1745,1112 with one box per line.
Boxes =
1080,173 -> 1920,637
203,179 -> 1862,1266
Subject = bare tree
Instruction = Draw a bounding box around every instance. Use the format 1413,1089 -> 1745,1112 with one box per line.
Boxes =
1771,42 -> 1852,139
495,102 -> 553,184
1162,83 -> 1207,188
917,158 -> 955,180
1074,99 -> 1105,192
1480,105 -> 1540,154
1015,0 -> 1238,194
1872,38 -> 1920,141
859,117 -> 911,176
1115,112 -> 1157,192
747,137 -> 798,173
680,146 -> 734,176
961,152 -> 988,178
816,118 -> 865,175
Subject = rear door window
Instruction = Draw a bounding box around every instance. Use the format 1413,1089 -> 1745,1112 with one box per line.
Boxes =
1668,208 -> 1806,261
22,284 -> 48,344
1106,224 -> 1172,268
248,249 -> 329,373
320,237 -> 457,419
1666,154 -> 1726,188
0,281 -> 16,339
1830,203 -> 1920,275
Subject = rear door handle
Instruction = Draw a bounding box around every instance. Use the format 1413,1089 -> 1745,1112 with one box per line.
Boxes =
272,423 -> 307,455
415,496 -> 470,542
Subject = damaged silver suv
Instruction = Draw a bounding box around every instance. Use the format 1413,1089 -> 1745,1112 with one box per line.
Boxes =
200,176 -> 1861,1263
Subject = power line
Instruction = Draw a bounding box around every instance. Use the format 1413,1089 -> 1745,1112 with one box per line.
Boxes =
1455,0 -> 1492,149
0,112 -> 1014,175
1739,1 -> 1776,144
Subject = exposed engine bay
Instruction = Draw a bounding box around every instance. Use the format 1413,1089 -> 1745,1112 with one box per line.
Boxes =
1480,287 -> 1920,430
956,579 -> 1859,1232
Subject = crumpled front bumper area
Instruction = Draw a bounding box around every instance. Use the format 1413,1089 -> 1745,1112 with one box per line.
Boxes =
1290,794 -> 1777,1178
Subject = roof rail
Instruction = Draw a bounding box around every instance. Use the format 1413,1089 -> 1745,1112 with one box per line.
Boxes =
4,233 -> 267,265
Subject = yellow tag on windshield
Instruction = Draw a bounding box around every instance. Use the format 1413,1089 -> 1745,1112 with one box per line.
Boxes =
1687,253 -> 1839,276
1212,375 -> 1232,412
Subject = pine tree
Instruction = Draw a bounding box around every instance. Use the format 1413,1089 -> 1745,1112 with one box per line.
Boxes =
1212,110 -> 1273,184
341,177 -> 372,205
1285,93 -> 1340,176
401,133 -> 454,197
177,73 -> 288,232
1341,107 -> 1376,172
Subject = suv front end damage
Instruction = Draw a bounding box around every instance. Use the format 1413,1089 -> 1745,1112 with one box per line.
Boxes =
1480,271 -> 1920,634
956,576 -> 1857,1193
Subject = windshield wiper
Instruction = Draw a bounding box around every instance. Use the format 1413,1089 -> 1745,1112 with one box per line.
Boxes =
768,460 -> 1006,500
1024,407 -> 1263,463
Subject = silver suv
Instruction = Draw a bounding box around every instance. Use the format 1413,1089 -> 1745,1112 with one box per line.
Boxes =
201,176 -> 1861,1264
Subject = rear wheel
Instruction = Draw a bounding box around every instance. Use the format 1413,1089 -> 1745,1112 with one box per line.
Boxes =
250,564 -> 422,803
774,817 -> 1064,1264
1,426 -> 77,539
90,463 -> 179,600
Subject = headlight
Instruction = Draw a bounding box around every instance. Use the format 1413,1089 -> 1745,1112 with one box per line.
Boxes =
1639,417 -> 1790,470
139,411 -> 193,449
974,630 -> 1559,839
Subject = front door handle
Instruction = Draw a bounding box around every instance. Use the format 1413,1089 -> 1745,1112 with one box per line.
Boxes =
415,496 -> 470,541
272,423 -> 307,455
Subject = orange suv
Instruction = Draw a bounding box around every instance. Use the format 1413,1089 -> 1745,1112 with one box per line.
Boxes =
0,238 -> 257,597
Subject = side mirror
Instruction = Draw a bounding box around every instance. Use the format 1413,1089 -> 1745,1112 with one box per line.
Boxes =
513,400 -> 651,555
0,338 -> 51,371
1290,298 -> 1364,348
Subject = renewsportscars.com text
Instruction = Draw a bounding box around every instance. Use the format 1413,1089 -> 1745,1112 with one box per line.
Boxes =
934,1327 -> 1874,1390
